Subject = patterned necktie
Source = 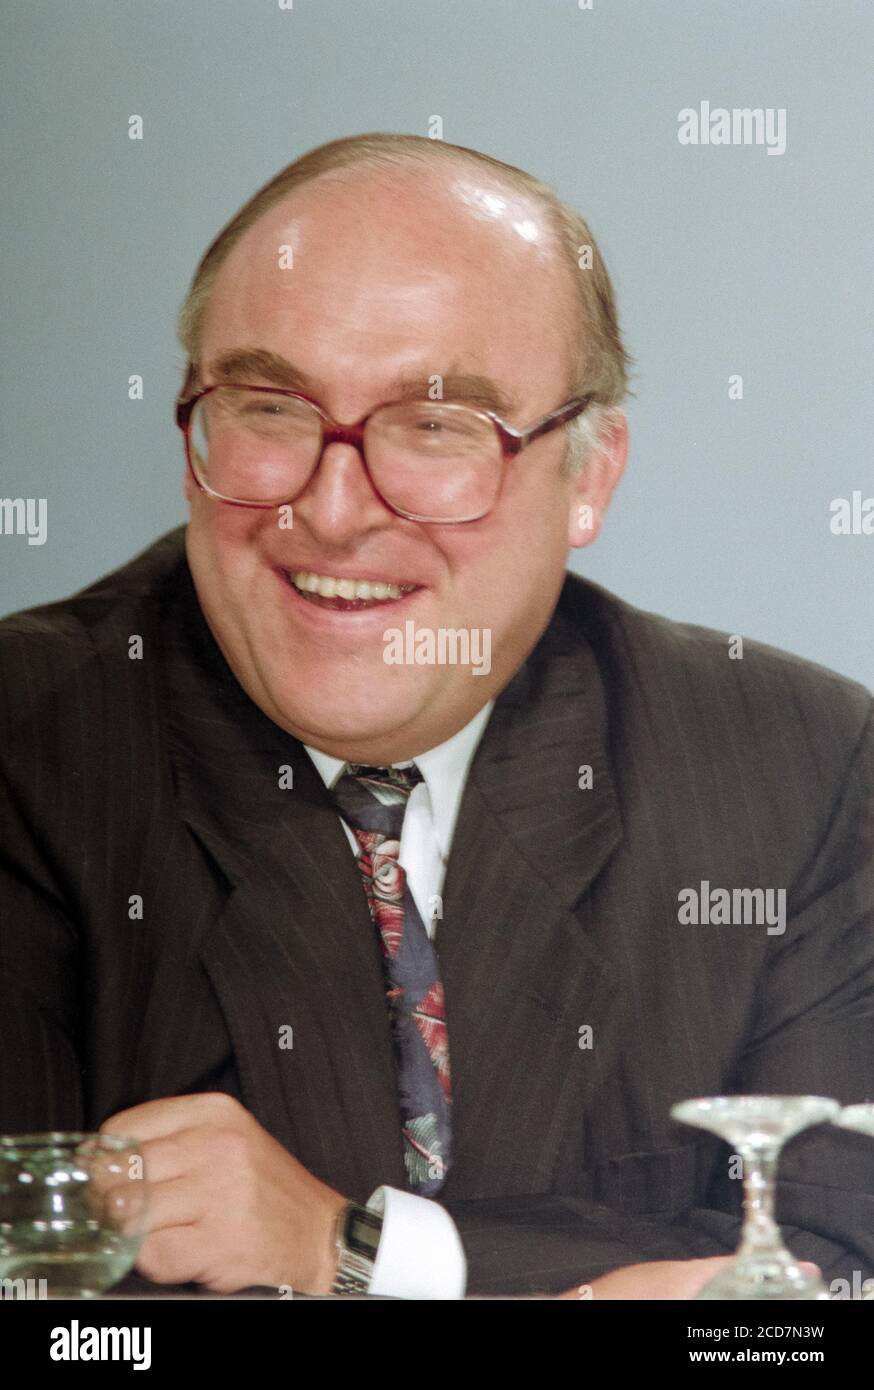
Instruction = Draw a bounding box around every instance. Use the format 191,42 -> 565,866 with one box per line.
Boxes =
331,763 -> 451,1195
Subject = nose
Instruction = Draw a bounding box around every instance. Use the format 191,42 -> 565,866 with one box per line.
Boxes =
292,439 -> 396,545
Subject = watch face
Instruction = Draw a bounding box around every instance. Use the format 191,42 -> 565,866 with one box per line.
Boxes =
331,1204 -> 384,1295
346,1204 -> 383,1259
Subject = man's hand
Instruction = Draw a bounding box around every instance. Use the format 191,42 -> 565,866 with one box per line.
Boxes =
555,1255 -> 821,1299
100,1093 -> 348,1295
556,1257 -> 735,1299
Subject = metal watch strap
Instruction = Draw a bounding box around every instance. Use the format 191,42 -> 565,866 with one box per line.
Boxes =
330,1201 -> 384,1295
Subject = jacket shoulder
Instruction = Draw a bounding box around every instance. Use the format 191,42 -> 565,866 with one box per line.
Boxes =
558,571 -> 873,747
0,527 -> 187,732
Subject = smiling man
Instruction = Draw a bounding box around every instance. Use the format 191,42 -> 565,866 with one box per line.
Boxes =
178,145 -> 620,764
1,134 -> 872,1301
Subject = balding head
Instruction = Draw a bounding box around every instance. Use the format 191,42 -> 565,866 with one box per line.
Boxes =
178,133 -> 631,471
177,134 -> 629,763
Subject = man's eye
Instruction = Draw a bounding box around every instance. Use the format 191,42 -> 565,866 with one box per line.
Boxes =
413,417 -> 467,436
242,401 -> 299,421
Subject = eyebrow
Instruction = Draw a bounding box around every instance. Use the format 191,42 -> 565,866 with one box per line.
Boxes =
205,348 -> 519,417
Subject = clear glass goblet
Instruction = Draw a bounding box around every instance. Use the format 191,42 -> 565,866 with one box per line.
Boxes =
0,1132 -> 149,1298
834,1104 -> 874,1299
835,1102 -> 874,1139
671,1095 -> 840,1300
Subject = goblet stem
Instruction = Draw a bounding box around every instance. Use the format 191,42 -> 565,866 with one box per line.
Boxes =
671,1095 -> 839,1298
736,1148 -> 784,1259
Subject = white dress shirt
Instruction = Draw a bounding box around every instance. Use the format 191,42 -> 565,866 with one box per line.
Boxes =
305,699 -> 494,1299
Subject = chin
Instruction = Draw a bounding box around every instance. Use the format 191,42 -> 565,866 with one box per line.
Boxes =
279,709 -> 415,757
266,675 -> 418,748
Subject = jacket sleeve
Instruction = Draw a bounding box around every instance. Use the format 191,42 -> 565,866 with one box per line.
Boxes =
0,600 -> 89,1138
0,762 -> 85,1131
442,703 -> 874,1296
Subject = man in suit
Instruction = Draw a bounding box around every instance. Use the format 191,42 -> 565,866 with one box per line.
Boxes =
1,134 -> 872,1300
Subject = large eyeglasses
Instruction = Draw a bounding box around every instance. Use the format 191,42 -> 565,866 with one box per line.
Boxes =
175,384 -> 594,524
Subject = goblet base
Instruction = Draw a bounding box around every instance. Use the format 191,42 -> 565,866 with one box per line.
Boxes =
695,1255 -> 830,1301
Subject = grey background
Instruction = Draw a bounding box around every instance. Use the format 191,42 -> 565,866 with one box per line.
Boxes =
1,0 -> 871,688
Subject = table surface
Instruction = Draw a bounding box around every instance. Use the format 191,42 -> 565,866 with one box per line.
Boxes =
69,1272 -> 516,1300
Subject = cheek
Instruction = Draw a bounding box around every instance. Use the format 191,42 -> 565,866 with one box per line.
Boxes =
429,526 -> 565,655
439,474 -> 570,599
186,503 -> 273,624
190,499 -> 262,566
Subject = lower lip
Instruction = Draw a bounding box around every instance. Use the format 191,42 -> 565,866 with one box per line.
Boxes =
276,570 -> 424,627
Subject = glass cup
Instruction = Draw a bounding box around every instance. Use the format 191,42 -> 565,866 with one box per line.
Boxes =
0,1132 -> 149,1298
670,1095 -> 840,1300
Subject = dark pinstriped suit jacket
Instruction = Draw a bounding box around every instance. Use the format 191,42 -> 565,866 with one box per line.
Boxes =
1,526 -> 873,1295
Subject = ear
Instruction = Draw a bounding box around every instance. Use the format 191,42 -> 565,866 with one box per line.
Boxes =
567,411 -> 628,549
180,363 -> 199,507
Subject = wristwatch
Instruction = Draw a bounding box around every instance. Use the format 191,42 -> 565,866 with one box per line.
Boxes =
330,1200 -> 384,1295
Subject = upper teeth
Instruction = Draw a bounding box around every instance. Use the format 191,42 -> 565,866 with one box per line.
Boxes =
290,570 -> 413,601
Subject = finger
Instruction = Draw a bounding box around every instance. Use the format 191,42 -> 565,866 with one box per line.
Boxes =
106,1127 -> 228,1191
98,1173 -> 203,1243
135,1224 -> 206,1287
131,1131 -> 203,1184
88,1143 -> 145,1197
139,1175 -> 205,1234
90,1129 -> 207,1235
100,1092 -> 244,1142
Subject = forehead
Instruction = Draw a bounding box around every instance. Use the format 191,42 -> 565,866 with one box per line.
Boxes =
200,164 -> 577,402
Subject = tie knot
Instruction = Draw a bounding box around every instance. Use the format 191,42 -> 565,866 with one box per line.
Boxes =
346,764 -> 423,799
332,763 -> 423,839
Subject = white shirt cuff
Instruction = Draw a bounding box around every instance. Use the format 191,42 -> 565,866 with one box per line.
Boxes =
365,1185 -> 467,1299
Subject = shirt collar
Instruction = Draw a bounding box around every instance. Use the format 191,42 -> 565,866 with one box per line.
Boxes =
305,700 -> 494,858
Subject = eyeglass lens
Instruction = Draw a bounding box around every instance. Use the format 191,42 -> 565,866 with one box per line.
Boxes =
188,386 -> 504,521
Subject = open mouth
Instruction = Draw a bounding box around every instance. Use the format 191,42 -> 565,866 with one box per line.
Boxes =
281,568 -> 421,611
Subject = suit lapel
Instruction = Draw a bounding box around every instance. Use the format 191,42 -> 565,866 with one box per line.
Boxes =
159,561 -> 406,1201
437,597 -> 624,1200
158,556 -> 623,1203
